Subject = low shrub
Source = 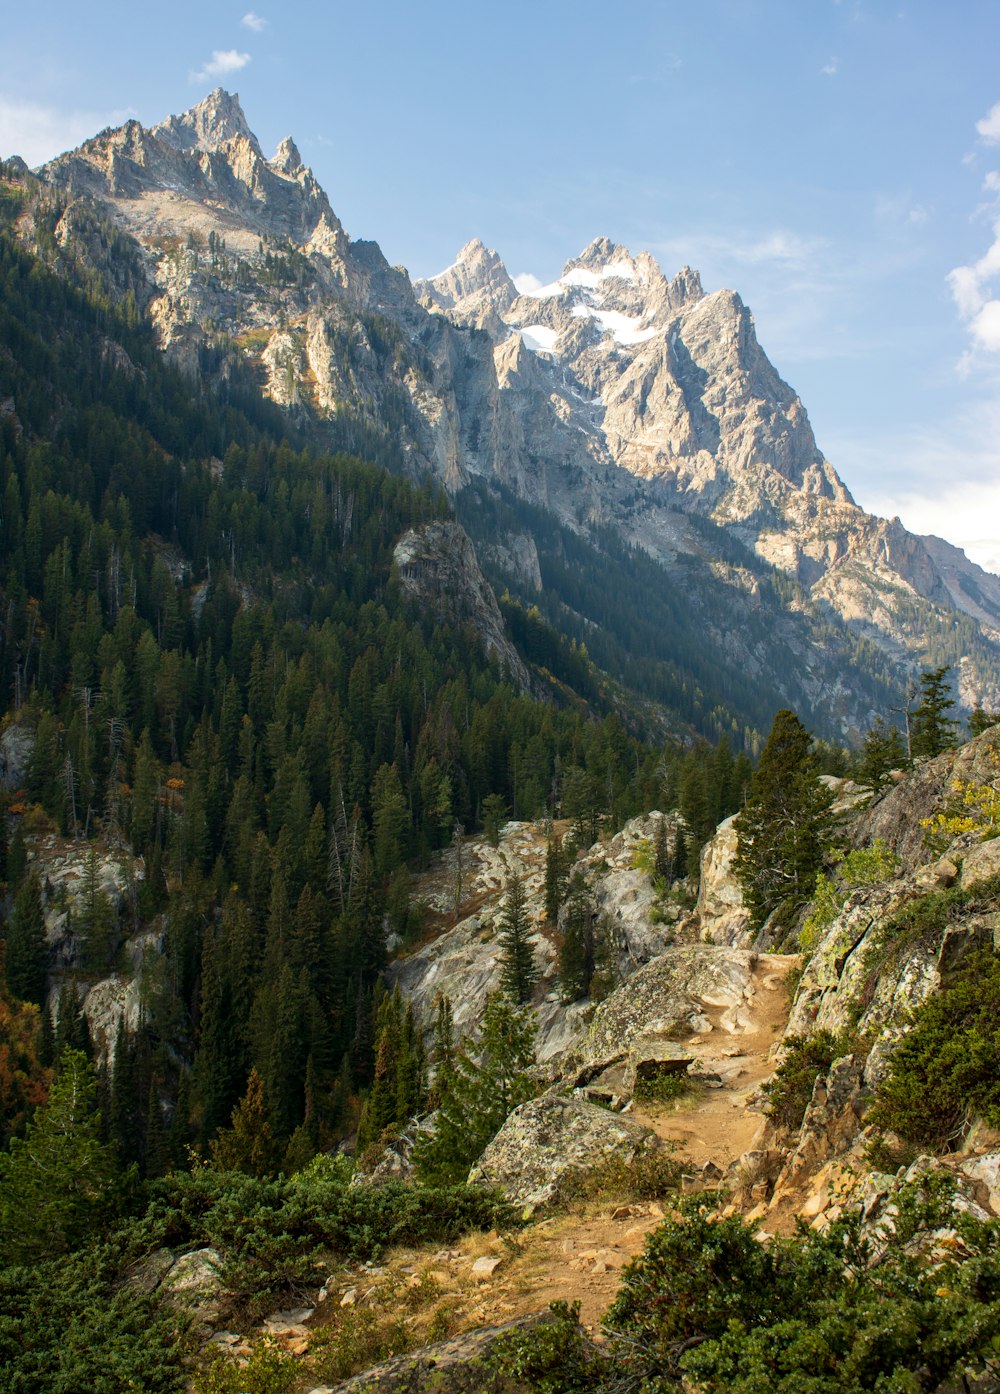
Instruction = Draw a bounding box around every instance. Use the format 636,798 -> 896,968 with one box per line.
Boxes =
194,1339 -> 296,1394
760,1031 -> 853,1132
868,949 -> 1000,1149
558,1144 -> 681,1204
0,1245 -> 188,1394
494,1195 -> 1000,1392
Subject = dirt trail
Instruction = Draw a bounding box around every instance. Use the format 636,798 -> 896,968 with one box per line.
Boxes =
635,953 -> 800,1172
305,952 -> 803,1346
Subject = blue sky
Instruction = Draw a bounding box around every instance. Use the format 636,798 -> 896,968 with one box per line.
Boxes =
3,1 -> 1000,572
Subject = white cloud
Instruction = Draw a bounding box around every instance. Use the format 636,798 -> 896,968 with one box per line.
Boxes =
971,299 -> 1000,351
241,12 -> 267,31
821,57 -> 839,76
865,479 -> 1000,577
192,50 -> 252,82
977,100 -> 1000,144
0,96 -> 133,166
839,395 -> 1000,572
948,116 -> 1000,357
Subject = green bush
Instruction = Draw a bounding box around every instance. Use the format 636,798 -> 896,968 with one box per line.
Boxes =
195,1340 -> 296,1394
495,1196 -> 1000,1392
0,1246 -> 187,1394
558,1145 -> 681,1205
868,949 -> 1000,1149
760,1031 -> 852,1131
124,1165 -> 517,1318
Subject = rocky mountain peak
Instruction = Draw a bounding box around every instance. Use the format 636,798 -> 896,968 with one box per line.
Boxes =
271,136 -> 304,175
416,238 -> 517,331
152,88 -> 258,156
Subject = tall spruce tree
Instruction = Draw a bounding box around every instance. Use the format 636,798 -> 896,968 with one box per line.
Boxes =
0,1047 -> 118,1261
5,870 -> 47,1005
498,873 -> 536,1004
412,994 -> 536,1185
910,665 -> 959,760
559,871 -> 595,1003
733,709 -> 832,928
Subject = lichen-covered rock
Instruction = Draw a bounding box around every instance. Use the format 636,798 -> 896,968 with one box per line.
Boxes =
697,815 -> 751,946
162,1247 -> 225,1326
468,1095 -> 658,1205
586,946 -> 758,1060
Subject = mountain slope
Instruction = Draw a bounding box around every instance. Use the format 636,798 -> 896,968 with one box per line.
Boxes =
19,89 -> 1000,733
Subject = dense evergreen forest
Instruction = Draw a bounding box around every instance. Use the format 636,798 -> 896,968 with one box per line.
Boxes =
0,186 -> 760,1178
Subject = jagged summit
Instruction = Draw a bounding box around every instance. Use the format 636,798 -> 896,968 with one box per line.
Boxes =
271,135 -> 304,175
27,91 -> 1000,715
152,88 -> 257,156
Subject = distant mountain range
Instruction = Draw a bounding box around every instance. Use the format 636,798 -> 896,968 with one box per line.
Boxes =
14,87 -> 1000,740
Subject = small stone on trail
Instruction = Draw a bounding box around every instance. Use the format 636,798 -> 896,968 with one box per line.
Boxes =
471,1255 -> 504,1280
340,1287 -> 357,1306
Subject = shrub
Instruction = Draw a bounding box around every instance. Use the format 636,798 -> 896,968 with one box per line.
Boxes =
195,1339 -> 296,1394
490,1196 -> 1000,1393
558,1145 -> 681,1205
123,1165 -> 516,1319
0,1246 -> 187,1394
761,1031 -> 852,1132
868,949 -> 1000,1149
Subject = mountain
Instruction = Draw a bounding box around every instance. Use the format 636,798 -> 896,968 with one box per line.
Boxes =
22,89 -> 1000,736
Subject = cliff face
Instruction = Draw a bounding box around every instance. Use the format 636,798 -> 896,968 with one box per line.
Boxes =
28,89 -> 1000,723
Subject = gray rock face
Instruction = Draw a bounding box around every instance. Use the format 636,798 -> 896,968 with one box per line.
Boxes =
697,815 -> 752,947
468,1095 -> 658,1205
587,945 -> 759,1060
31,90 -> 1000,729
393,521 -> 530,689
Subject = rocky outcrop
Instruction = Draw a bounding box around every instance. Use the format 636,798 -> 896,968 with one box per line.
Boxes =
586,946 -> 759,1060
468,1095 -> 658,1206
393,522 -> 531,690
852,725 -> 1000,871
696,815 -> 751,946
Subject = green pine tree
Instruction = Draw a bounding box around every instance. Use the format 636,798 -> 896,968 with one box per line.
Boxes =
733,709 -> 833,928
559,871 -> 595,1003
910,665 -> 959,760
498,873 -> 536,1005
412,994 -> 536,1185
0,1046 -> 119,1262
5,870 -> 48,1005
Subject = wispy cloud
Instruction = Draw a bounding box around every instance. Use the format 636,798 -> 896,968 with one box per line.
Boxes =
0,96 -> 133,166
241,12 -> 267,32
821,57 -> 839,76
839,397 -> 1000,575
977,101 -> 1000,143
192,49 -> 252,83
948,101 -> 1000,358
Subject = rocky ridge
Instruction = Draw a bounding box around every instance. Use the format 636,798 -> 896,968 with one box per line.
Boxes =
11,89 -> 998,727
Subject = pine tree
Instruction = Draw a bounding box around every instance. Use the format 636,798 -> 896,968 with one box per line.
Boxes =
5,870 -> 47,1006
498,873 -> 536,1004
0,1047 -> 118,1261
543,826 -> 569,923
910,665 -> 959,760
733,709 -> 833,928
857,718 -> 907,794
559,871 -> 595,1003
209,1066 -> 281,1176
653,815 -> 673,883
482,793 -> 508,847
412,994 -> 536,1185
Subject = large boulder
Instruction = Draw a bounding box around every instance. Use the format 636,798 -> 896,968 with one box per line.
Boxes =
586,945 -> 758,1060
697,815 -> 752,946
468,1095 -> 658,1205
